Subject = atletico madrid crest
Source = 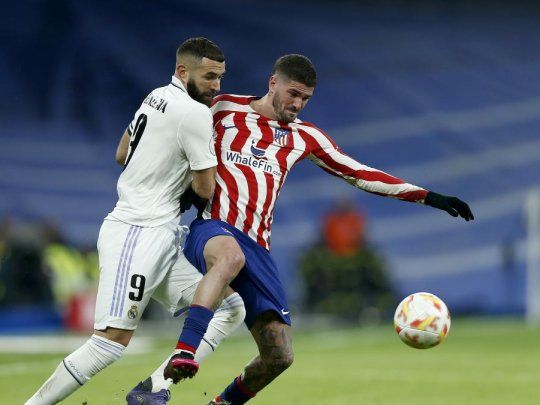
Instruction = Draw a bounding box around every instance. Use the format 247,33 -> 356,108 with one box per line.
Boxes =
274,128 -> 291,147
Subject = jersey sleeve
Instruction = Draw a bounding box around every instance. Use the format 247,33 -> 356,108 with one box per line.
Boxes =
303,125 -> 428,203
178,103 -> 217,171
126,112 -> 138,136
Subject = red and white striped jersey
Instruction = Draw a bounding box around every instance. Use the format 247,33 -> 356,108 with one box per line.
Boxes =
204,94 -> 428,250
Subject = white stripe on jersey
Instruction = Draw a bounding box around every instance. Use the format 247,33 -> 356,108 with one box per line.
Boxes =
242,115 -> 270,241
215,112 -> 237,223
302,124 -> 426,197
208,94 -> 427,250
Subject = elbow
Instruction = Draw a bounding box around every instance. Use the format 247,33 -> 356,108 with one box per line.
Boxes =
115,147 -> 127,166
193,182 -> 215,200
195,184 -> 215,200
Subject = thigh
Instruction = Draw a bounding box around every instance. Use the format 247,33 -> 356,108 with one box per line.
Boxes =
152,252 -> 203,315
203,234 -> 244,269
232,247 -> 291,329
94,220 -> 178,330
183,219 -> 241,274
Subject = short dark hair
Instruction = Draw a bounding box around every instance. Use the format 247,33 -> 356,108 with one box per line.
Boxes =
176,37 -> 225,63
272,54 -> 317,87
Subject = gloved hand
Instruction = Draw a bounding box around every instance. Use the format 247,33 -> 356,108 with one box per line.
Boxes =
424,191 -> 474,221
180,185 -> 208,219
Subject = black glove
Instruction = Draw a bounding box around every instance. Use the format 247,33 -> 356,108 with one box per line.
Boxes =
424,191 -> 474,221
180,185 -> 208,219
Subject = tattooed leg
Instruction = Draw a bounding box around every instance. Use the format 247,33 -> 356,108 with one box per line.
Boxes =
212,312 -> 293,403
241,311 -> 294,392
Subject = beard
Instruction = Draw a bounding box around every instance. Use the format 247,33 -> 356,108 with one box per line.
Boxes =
272,92 -> 298,123
187,79 -> 215,107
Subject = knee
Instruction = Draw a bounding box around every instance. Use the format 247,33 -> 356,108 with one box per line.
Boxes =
215,293 -> 246,329
208,243 -> 245,281
228,294 -> 246,327
95,328 -> 132,347
267,350 -> 294,375
222,248 -> 245,274
235,303 -> 247,326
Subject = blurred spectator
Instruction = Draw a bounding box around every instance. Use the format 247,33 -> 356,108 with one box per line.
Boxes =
300,199 -> 394,322
323,198 -> 366,255
0,219 -> 54,306
41,221 -> 95,308
0,218 -> 99,331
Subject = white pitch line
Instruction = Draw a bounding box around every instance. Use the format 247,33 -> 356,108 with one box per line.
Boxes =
0,336 -> 154,355
0,359 -> 61,376
0,344 -> 159,376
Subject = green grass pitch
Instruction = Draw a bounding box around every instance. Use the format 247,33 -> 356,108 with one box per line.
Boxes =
5,318 -> 540,404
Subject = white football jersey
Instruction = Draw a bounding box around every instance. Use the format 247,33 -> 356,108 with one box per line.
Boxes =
107,76 -> 217,227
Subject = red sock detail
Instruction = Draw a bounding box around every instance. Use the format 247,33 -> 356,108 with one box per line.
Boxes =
235,376 -> 256,398
176,342 -> 196,353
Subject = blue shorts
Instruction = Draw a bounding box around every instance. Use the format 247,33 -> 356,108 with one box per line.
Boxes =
183,219 -> 291,329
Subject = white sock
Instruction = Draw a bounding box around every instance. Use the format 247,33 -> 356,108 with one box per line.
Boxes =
150,293 -> 245,393
25,334 -> 125,404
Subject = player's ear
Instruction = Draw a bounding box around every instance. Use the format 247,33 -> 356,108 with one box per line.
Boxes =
176,63 -> 189,82
269,75 -> 277,93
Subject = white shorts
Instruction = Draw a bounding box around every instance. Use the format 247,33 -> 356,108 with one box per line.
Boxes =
94,219 -> 203,330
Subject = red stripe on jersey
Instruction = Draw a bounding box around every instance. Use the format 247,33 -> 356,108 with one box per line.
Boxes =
212,94 -> 255,106
210,119 -> 228,219
210,181 -> 222,219
222,113 -> 253,225
239,166 -> 258,234
266,124 -> 296,237
393,189 -> 428,201
209,94 -> 427,250
274,124 -> 297,173
242,116 -> 277,235
302,129 -> 412,186
257,172 -> 275,246
254,117 -> 279,245
213,110 -> 232,127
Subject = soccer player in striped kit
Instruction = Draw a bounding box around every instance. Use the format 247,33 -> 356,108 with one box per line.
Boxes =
25,38 -> 246,405
159,54 -> 474,404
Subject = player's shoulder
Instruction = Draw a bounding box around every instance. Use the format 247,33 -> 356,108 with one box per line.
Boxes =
211,94 -> 257,111
165,89 -> 212,122
181,100 -> 213,128
293,119 -> 327,137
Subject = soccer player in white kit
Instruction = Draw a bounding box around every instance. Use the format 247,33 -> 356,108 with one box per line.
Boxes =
25,38 -> 245,405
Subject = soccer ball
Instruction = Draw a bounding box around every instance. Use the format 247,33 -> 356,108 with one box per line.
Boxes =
393,292 -> 451,349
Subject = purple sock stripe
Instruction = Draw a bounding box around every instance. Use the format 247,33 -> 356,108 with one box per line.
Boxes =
117,226 -> 143,316
91,335 -> 125,351
117,226 -> 142,316
91,336 -> 124,354
113,225 -> 137,316
109,226 -> 136,316
222,296 -> 244,308
112,226 -> 139,317
90,338 -> 123,357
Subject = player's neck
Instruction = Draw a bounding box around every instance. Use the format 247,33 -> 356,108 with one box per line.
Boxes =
250,94 -> 278,121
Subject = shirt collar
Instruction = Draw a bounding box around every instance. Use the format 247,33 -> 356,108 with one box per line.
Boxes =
170,76 -> 187,93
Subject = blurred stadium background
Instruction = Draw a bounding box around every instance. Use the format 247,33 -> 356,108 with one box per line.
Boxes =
1,0 -> 540,403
